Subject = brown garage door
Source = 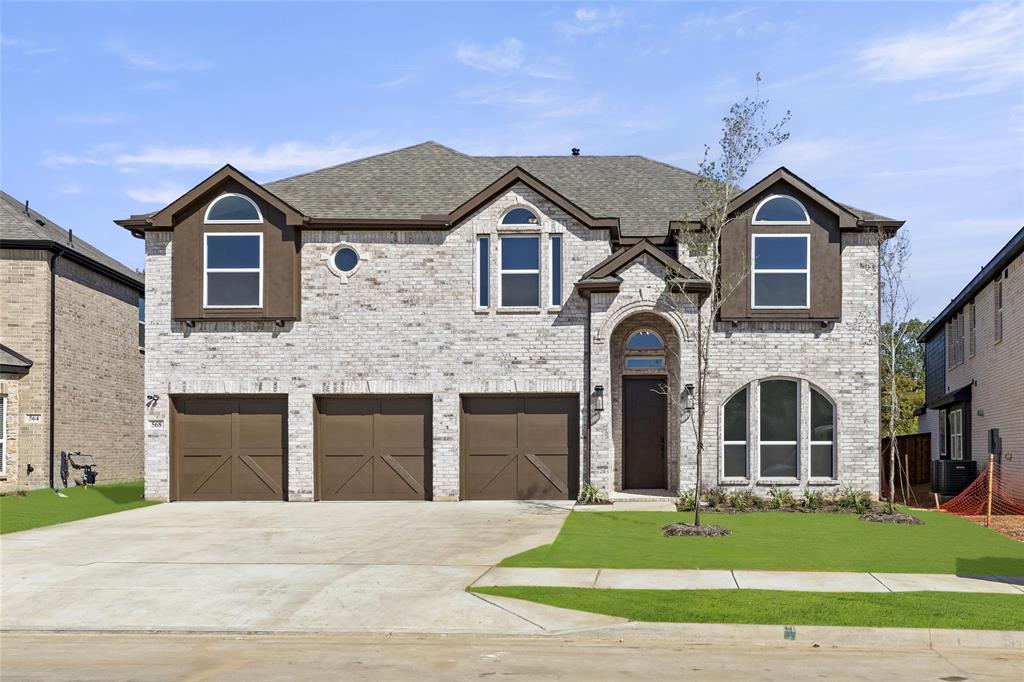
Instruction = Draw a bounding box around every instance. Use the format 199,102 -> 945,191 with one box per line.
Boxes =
316,396 -> 432,500
172,396 -> 287,501
461,395 -> 578,500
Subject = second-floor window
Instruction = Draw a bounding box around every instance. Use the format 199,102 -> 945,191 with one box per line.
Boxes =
751,234 -> 809,308
968,302 -> 976,357
499,235 -> 540,307
550,235 -> 562,307
204,233 -> 263,308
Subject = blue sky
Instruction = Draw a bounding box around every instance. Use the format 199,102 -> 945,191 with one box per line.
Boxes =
2,1 -> 1022,318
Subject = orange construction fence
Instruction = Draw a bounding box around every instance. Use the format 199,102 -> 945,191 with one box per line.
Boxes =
940,457 -> 1024,523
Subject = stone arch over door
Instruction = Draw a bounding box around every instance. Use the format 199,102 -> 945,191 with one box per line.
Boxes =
609,311 -> 683,492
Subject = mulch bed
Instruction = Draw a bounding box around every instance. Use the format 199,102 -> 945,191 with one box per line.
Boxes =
661,523 -> 731,537
859,511 -> 922,525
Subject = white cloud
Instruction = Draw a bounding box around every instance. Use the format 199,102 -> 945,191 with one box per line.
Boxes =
455,38 -> 525,73
2,35 -> 60,56
104,41 -> 214,72
56,183 -> 84,195
455,38 -> 569,80
44,140 -> 390,174
123,183 -> 189,205
557,7 -> 626,36
858,3 -> 1024,96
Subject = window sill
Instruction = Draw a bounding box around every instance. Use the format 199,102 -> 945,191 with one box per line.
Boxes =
807,478 -> 839,486
473,307 -> 490,315
755,478 -> 800,486
719,478 -> 750,486
496,307 -> 543,314
547,306 -> 563,314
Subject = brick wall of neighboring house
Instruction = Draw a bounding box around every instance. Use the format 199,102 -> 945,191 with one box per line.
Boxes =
53,257 -> 144,486
942,250 -> 1023,485
143,184 -> 883,501
0,249 -> 52,491
0,249 -> 143,491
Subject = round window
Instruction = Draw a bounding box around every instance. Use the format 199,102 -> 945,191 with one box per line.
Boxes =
333,247 -> 359,273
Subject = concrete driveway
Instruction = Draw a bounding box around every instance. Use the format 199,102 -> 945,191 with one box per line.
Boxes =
0,501 -> 612,634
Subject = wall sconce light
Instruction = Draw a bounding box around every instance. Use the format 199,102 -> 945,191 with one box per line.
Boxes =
593,385 -> 605,412
683,383 -> 695,412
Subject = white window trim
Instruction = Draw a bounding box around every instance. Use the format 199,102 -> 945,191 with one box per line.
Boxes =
204,193 -> 264,224
752,194 -> 810,225
0,394 -> 6,475
623,329 -> 666,372
938,410 -> 947,457
203,232 -> 264,309
751,233 -> 811,310
498,233 -> 541,309
757,379 -> 800,481
475,235 -> 490,310
720,387 -> 749,483
809,388 -> 837,481
949,409 -> 963,460
549,234 -> 563,309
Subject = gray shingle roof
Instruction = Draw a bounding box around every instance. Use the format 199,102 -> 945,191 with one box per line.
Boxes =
0,190 -> 143,286
0,343 -> 32,373
265,142 -> 898,237
266,142 -> 705,238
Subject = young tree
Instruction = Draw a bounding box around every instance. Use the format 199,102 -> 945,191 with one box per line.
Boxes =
878,229 -> 916,511
880,318 -> 927,436
666,76 -> 790,526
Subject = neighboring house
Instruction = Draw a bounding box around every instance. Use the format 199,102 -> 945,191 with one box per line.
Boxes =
115,142 -> 902,502
0,191 -> 145,492
917,227 -> 1023,477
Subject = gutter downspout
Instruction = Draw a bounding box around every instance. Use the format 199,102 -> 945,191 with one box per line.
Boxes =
583,293 -> 592,486
48,248 -> 62,489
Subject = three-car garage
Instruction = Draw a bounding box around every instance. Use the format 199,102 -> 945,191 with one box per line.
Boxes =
170,394 -> 579,502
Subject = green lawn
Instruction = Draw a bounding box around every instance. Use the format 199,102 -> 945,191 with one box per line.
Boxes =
501,510 -> 1024,575
471,586 -> 1024,631
1,481 -> 158,534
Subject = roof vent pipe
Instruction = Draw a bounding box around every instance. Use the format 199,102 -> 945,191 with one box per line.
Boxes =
68,228 -> 73,245
24,200 -> 29,215
571,147 -> 580,156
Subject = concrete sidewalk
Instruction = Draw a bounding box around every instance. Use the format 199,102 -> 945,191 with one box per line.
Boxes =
473,567 -> 1024,593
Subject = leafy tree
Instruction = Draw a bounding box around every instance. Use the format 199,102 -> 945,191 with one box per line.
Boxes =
880,318 -> 928,436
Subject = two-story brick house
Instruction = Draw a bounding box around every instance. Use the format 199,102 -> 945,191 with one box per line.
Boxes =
1,191 -> 145,492
917,227 -> 1022,479
116,142 -> 902,502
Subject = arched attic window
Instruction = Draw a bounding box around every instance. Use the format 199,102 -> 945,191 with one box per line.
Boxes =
752,195 -> 809,224
205,193 -> 263,223
501,207 -> 539,225
624,329 -> 665,370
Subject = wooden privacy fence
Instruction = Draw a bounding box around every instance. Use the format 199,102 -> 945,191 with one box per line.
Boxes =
881,433 -> 931,488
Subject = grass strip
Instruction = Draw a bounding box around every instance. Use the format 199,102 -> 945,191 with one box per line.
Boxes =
501,510 -> 1024,575
472,586 -> 1024,631
1,481 -> 158,534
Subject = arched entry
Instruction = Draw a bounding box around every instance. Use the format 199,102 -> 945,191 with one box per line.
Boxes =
609,312 -> 681,491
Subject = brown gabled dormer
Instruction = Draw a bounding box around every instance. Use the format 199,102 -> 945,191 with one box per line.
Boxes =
719,168 -> 876,323
118,166 -> 302,323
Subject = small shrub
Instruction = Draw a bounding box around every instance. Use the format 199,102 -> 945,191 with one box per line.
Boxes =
676,489 -> 696,511
803,489 -> 825,510
728,489 -> 753,511
767,487 -> 795,509
839,486 -> 871,513
578,482 -> 605,505
703,487 -> 727,508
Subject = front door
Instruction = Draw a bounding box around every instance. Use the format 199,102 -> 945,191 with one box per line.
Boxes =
623,376 -> 667,489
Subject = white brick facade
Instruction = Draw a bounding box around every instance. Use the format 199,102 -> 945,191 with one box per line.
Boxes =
143,184 -> 882,501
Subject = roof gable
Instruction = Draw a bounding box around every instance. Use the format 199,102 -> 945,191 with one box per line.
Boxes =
448,165 -> 620,237
577,239 -> 710,294
727,167 -> 861,229
146,165 -> 305,228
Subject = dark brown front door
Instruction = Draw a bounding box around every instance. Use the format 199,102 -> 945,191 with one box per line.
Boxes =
623,377 -> 667,489
461,395 -> 578,500
172,396 -> 287,501
316,396 -> 431,500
